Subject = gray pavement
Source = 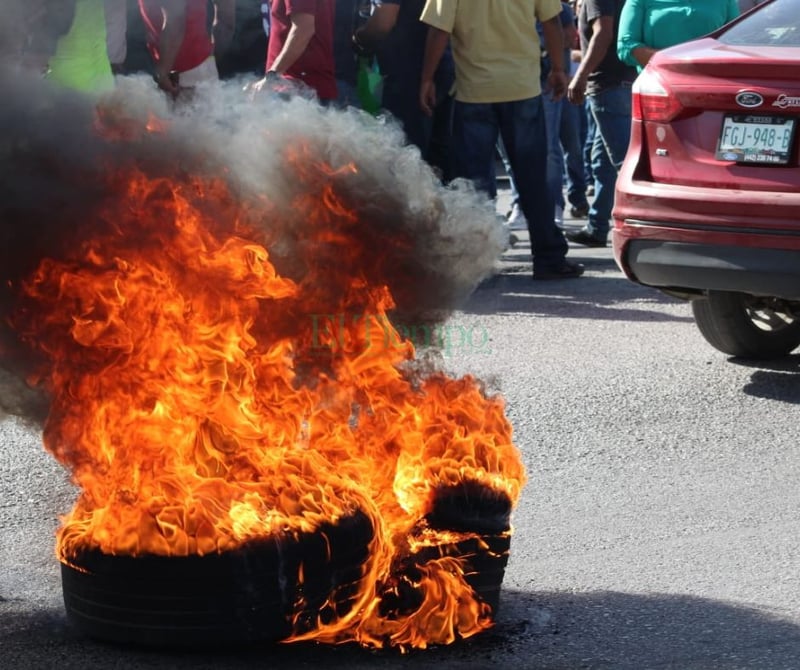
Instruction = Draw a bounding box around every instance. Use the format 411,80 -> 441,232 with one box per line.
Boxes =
3,183 -> 800,669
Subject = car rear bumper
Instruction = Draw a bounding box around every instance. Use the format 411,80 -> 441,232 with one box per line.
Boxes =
613,231 -> 800,300
612,169 -> 800,300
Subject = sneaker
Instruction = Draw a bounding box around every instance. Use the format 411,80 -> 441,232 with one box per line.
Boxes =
507,203 -> 528,231
532,259 -> 585,280
566,227 -> 607,248
586,184 -> 595,197
554,204 -> 564,229
570,203 -> 589,218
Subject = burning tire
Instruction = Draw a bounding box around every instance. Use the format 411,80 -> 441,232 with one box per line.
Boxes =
61,510 -> 374,647
426,482 -> 512,614
60,484 -> 513,648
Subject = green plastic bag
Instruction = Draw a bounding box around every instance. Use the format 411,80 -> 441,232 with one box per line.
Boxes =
356,56 -> 383,115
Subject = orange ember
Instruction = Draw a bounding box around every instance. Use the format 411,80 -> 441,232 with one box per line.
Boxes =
10,153 -> 525,650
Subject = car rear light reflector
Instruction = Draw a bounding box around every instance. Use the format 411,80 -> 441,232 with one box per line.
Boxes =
632,69 -> 684,123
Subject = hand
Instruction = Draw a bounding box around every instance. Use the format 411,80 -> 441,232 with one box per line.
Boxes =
153,68 -> 179,96
567,72 -> 587,105
420,79 -> 436,117
547,69 -> 569,102
246,72 -> 289,100
632,46 -> 658,68
351,32 -> 373,57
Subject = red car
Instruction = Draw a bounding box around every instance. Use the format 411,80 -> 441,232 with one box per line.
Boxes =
612,0 -> 800,359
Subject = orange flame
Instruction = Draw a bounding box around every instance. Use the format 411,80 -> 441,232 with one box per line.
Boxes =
11,152 -> 525,649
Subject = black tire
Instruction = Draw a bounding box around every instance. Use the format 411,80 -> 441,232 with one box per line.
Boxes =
691,291 -> 800,359
61,510 -> 374,648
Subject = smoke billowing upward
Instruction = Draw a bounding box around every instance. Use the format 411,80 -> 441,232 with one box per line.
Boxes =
0,67 -> 505,422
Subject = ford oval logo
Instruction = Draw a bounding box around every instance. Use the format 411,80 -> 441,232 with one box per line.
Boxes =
736,91 -> 763,108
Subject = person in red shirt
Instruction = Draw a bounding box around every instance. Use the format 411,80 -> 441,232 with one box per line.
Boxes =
254,0 -> 337,102
139,0 -> 235,96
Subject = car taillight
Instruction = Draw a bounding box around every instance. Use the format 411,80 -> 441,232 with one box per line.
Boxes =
632,68 -> 684,123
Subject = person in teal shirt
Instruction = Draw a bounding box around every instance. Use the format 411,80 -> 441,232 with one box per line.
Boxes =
617,0 -> 739,72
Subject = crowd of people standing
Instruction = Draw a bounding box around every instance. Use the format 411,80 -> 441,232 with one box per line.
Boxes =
14,0 -> 753,281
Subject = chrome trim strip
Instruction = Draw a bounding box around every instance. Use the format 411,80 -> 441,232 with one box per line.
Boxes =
623,218 -> 800,237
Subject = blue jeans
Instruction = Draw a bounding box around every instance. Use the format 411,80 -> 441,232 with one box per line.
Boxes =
497,92 -> 566,213
452,96 -> 567,269
543,93 -> 565,210
586,85 -> 632,238
336,79 -> 360,109
560,99 -> 589,209
583,99 -> 596,185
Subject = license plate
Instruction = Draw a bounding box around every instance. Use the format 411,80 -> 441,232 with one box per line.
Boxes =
716,114 -> 796,164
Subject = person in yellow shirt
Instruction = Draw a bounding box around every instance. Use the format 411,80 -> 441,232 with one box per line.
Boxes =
420,0 -> 583,280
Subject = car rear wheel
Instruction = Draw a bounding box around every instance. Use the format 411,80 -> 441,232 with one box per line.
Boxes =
691,291 -> 800,359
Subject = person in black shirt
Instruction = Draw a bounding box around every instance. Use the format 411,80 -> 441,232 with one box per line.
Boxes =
354,0 -> 454,180
565,0 -> 635,247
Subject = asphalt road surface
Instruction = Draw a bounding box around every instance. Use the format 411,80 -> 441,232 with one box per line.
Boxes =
3,202 -> 800,669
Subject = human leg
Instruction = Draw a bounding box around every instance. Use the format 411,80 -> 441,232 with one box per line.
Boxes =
560,100 -> 589,214
496,137 -> 526,228
498,97 -> 579,277
583,99 -> 596,192
587,85 -> 632,237
543,93 -> 565,212
450,100 -> 499,199
568,85 -> 632,245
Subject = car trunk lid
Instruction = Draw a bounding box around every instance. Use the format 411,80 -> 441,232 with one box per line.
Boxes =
638,41 -> 800,191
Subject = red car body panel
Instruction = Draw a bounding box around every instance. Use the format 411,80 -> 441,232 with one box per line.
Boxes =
612,18 -> 800,301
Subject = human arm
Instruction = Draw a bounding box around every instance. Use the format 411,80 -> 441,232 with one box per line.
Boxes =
616,0 -> 653,70
419,26 -> 449,116
567,14 -> 614,105
146,0 -> 187,94
21,0 -> 77,72
212,0 -> 236,57
353,2 -> 400,53
540,16 -> 568,101
267,11 -> 315,75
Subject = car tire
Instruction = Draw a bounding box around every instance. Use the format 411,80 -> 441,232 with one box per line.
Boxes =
691,291 -> 800,359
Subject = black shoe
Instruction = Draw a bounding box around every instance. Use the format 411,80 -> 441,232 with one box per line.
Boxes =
570,204 -> 589,218
533,260 -> 585,280
566,228 -> 607,248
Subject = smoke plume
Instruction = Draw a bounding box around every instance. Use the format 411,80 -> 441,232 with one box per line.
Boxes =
0,67 -> 505,421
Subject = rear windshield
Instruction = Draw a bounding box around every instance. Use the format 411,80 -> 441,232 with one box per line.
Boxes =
719,0 -> 800,46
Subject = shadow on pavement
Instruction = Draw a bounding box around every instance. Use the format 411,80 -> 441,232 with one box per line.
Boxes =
4,589 -> 800,669
731,354 -> 800,403
466,272 -> 693,323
